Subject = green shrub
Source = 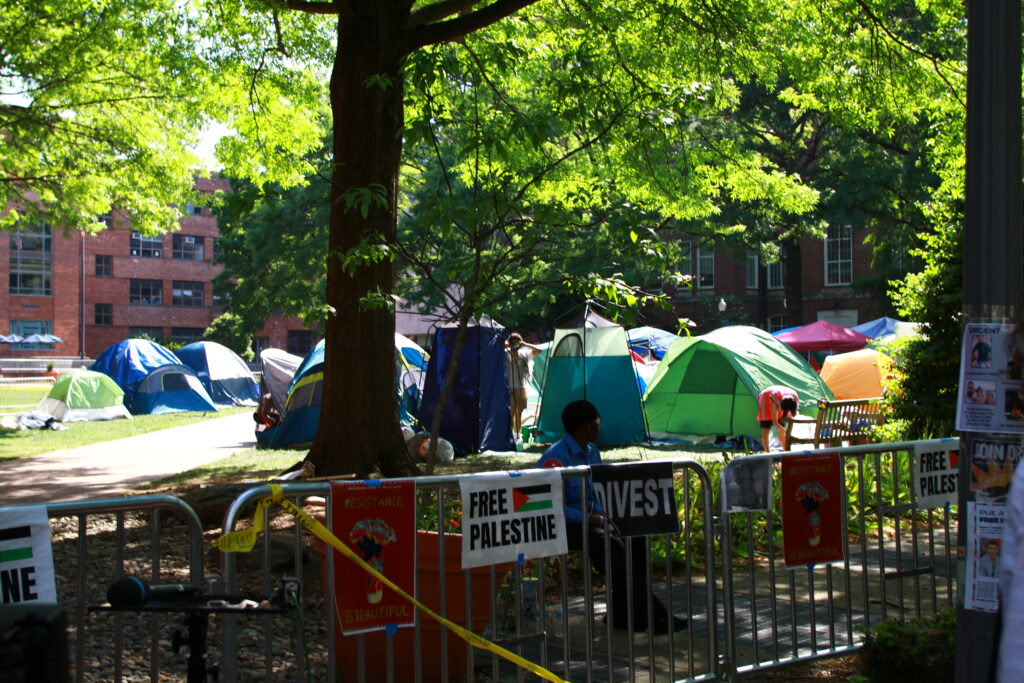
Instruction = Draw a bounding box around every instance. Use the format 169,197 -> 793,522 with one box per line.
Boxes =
860,606 -> 955,683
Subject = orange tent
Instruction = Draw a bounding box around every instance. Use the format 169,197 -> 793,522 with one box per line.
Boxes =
818,348 -> 894,400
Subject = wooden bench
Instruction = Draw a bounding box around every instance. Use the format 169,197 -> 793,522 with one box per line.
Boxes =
785,398 -> 886,448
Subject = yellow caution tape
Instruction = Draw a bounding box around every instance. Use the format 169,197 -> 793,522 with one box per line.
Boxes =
216,484 -> 569,683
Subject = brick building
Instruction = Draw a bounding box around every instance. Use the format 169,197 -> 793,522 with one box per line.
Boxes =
1,176 -> 318,360
643,225 -> 888,334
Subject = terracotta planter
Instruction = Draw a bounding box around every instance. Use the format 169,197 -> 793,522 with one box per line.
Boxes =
316,530 -> 510,682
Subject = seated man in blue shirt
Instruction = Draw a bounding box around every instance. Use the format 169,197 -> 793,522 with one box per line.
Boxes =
537,399 -> 687,634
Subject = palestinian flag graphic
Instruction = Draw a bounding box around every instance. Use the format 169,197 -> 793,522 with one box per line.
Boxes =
513,485 -> 554,513
0,525 -> 33,563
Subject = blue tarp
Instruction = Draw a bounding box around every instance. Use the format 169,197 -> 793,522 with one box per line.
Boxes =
852,316 -> 903,339
177,341 -> 260,406
90,339 -> 181,399
627,326 -> 682,360
418,326 -> 515,455
128,364 -> 218,415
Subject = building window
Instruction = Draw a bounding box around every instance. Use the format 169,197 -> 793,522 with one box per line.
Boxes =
254,336 -> 270,356
170,327 -> 204,343
171,281 -> 203,307
173,234 -> 205,261
95,254 -> 113,277
183,201 -> 204,216
745,251 -> 758,289
129,326 -> 164,340
9,222 -> 52,296
130,279 -> 162,305
98,212 -> 113,228
678,240 -> 692,275
697,246 -> 715,289
94,303 -> 112,325
212,238 -> 223,262
288,330 -> 317,357
767,314 -> 788,333
10,320 -> 53,349
767,259 -> 784,290
825,225 -> 853,286
130,232 -> 163,258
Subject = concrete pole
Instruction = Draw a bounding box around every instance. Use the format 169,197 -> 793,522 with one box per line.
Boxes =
956,2 -> 1022,681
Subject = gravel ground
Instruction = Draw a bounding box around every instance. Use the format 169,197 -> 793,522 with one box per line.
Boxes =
49,508 -> 330,682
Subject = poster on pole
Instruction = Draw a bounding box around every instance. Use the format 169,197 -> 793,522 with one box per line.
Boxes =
969,436 -> 1024,504
330,479 -> 417,634
780,452 -> 845,568
0,506 -> 57,605
460,469 -> 567,569
913,440 -> 959,508
965,501 -> 1005,613
956,322 -> 1024,434
590,461 -> 680,536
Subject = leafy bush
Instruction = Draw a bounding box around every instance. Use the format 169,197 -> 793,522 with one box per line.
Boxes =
859,606 -> 955,683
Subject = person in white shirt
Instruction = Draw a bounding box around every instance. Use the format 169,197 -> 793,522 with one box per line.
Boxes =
505,332 -> 540,439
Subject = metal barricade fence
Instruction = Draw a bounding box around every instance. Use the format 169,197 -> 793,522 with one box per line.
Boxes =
219,460 -> 718,683
718,439 -> 960,681
0,495 -> 205,682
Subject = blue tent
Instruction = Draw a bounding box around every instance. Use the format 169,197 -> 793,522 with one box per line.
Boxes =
177,341 -> 260,406
128,364 -> 218,415
627,326 -> 682,360
269,340 -> 324,448
90,339 -> 181,399
418,325 -> 515,455
852,316 -> 903,339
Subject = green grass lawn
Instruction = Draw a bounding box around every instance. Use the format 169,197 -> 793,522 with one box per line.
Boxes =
0,406 -> 252,461
0,383 -> 52,410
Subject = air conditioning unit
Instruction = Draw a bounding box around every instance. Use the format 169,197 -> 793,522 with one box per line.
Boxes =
131,232 -> 141,239
184,236 -> 195,244
154,250 -> 161,257
131,249 -> 140,256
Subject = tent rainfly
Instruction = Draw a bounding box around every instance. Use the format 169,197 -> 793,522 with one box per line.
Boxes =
177,340 -> 260,406
36,370 -> 132,422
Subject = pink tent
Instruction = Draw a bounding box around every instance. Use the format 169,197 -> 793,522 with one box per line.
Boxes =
776,319 -> 870,353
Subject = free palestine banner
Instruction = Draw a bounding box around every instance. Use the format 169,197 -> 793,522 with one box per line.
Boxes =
329,480 -> 416,634
0,506 -> 57,605
913,440 -> 959,508
460,469 -> 567,569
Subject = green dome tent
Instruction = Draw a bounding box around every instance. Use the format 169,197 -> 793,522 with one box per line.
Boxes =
37,369 -> 131,422
643,326 -> 833,440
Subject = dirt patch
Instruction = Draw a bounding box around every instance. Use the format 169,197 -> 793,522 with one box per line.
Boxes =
738,653 -> 864,681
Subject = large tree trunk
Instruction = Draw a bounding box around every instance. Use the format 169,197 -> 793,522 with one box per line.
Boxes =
308,3 -> 418,477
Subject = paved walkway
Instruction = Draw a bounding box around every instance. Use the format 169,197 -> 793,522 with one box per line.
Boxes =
0,412 -> 257,505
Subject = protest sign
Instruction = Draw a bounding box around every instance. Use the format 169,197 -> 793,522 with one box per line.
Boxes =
590,461 -> 679,536
330,479 -> 416,634
722,457 -> 773,512
965,501 -> 1005,613
0,506 -> 57,605
913,441 -> 959,508
781,453 -> 845,568
956,323 -> 1024,435
460,469 -> 567,569
970,436 -> 1024,504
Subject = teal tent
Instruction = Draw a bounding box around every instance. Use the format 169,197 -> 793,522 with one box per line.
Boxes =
536,307 -> 648,446
643,325 -> 833,440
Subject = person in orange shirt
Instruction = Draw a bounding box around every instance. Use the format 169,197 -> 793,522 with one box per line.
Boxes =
757,385 -> 799,452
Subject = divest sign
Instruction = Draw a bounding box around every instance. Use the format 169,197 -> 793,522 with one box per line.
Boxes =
460,469 -> 567,569
913,440 -> 959,508
330,480 -> 416,634
591,462 -> 680,536
0,506 -> 56,605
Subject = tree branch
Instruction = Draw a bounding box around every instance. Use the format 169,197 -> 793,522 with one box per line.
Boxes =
405,0 -> 538,51
409,0 -> 478,27
281,0 -> 340,15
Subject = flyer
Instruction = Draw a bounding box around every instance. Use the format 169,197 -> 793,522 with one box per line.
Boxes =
329,479 -> 417,634
965,501 -> 1005,613
956,322 -> 1024,434
969,436 -> 1024,504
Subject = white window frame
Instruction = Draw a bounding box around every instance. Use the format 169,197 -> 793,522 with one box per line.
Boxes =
697,246 -> 714,289
824,225 -> 853,286
767,314 -> 788,332
745,250 -> 758,289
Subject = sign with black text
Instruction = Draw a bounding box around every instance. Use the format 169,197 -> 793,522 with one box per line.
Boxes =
591,461 -> 680,537
460,469 -> 567,569
0,506 -> 56,605
913,441 -> 959,508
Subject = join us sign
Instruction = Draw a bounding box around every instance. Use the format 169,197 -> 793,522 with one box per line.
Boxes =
0,506 -> 57,605
590,461 -> 680,537
460,469 -> 567,569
